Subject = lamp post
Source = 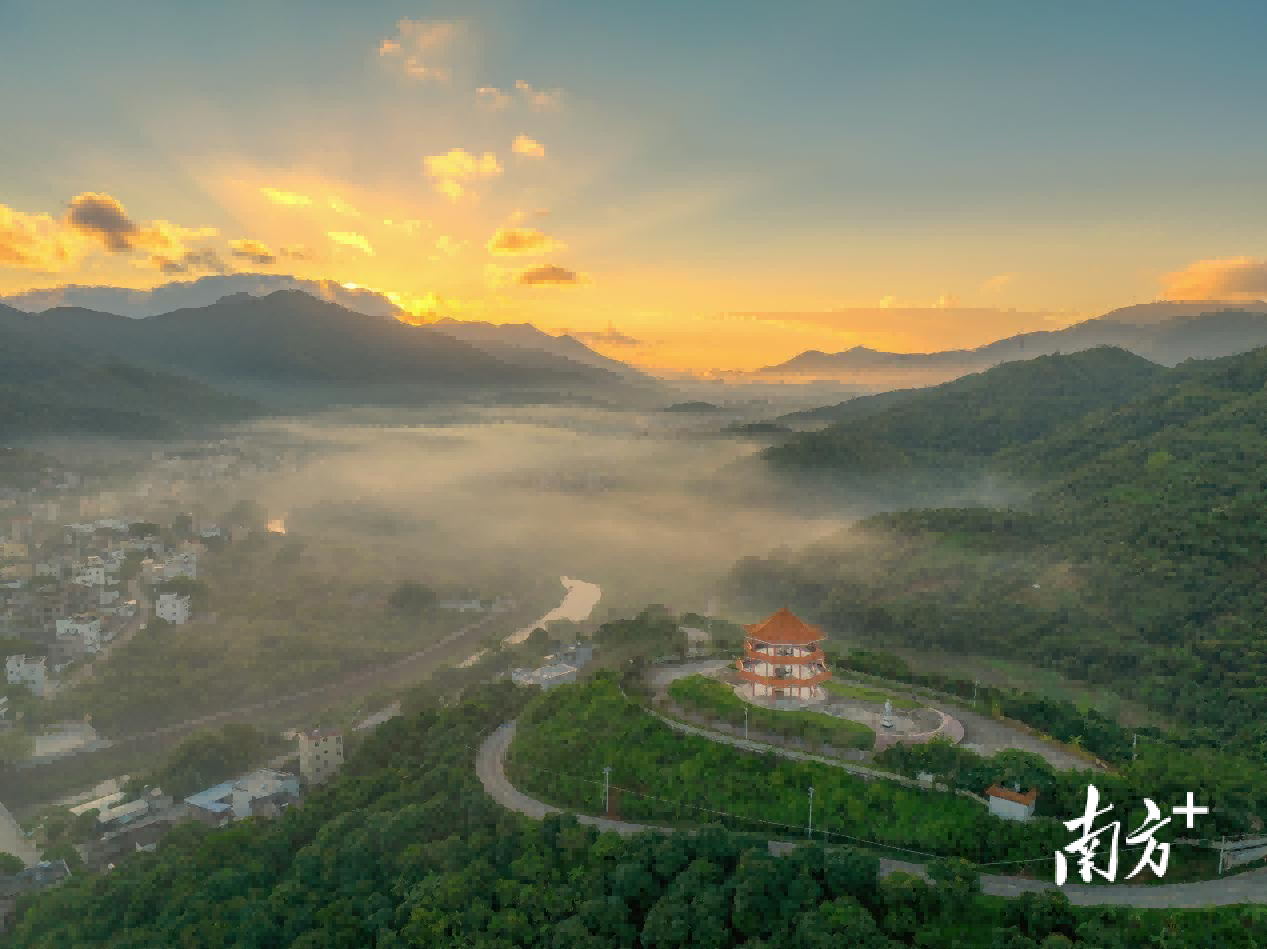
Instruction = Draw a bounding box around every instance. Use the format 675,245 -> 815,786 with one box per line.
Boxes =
744,705 -> 749,742
807,787 -> 815,839
603,766 -> 612,816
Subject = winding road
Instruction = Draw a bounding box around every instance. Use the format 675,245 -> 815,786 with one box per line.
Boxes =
477,722 -> 1267,908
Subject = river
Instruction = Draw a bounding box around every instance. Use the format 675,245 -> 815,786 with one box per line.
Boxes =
459,576 -> 602,667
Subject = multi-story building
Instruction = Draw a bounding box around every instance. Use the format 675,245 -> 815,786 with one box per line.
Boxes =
163,553 -> 197,580
735,608 -> 832,702
155,593 -> 191,625
298,728 -> 344,785
5,655 -> 48,697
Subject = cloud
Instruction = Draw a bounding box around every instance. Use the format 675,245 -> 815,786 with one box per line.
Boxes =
424,149 -> 502,180
434,235 -> 465,255
65,192 -> 168,253
327,231 -> 375,255
515,80 -> 562,109
512,135 -> 546,159
477,87 -> 511,110
436,180 -> 466,201
982,274 -> 1014,293
280,244 -> 314,260
423,148 -> 503,201
1160,256 -> 1267,301
515,264 -> 585,287
935,292 -> 960,309
486,226 -> 564,256
151,248 -> 229,275
327,196 -> 360,217
378,18 -> 461,81
229,239 -> 278,265
567,328 -> 641,347
261,187 -> 314,207
0,204 -> 80,270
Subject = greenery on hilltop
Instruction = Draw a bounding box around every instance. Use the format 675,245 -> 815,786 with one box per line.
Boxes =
11,682 -> 1267,947
666,675 -> 874,751
0,325 -> 264,437
731,342 -> 1267,768
764,347 -> 1165,475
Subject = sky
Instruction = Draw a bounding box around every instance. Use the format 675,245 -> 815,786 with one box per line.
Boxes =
4,0 -> 1267,370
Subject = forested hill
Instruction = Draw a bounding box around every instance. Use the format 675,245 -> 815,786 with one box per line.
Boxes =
0,320 -> 263,438
730,341 -> 1267,762
10,682 -> 1266,948
763,347 -> 1165,473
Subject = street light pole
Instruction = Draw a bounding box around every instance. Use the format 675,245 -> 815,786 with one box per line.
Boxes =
807,787 -> 815,839
744,706 -> 749,742
603,766 -> 612,816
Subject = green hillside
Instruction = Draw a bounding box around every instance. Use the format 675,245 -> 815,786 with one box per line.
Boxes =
763,347 -> 1166,474
10,683 -> 1265,948
0,326 -> 264,438
733,343 -> 1267,760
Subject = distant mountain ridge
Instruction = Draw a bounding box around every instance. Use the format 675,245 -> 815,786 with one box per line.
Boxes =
753,304 -> 1267,379
0,290 -> 660,422
426,317 -> 652,382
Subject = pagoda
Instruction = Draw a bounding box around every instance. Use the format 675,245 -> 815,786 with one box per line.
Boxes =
736,607 -> 831,702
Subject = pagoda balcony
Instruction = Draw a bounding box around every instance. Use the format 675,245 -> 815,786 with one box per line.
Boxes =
735,665 -> 832,688
744,644 -> 825,665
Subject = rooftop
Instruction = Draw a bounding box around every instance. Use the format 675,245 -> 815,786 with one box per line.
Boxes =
985,785 -> 1039,806
742,607 -> 825,646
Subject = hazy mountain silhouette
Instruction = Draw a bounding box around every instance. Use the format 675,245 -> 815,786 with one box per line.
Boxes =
0,290 -> 651,411
750,305 -> 1267,381
0,311 -> 263,437
427,317 -> 652,382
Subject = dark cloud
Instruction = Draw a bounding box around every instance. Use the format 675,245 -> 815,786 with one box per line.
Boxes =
152,248 -> 229,275
229,239 -> 278,265
65,192 -> 148,252
516,264 -> 584,286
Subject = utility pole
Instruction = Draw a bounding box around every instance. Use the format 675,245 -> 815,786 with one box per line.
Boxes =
744,706 -> 749,742
1218,836 -> 1225,876
807,787 -> 815,839
973,679 -> 978,707
1133,733 -> 1137,762
603,766 -> 612,816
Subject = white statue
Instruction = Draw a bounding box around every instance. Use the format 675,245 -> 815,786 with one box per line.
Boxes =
882,698 -> 894,729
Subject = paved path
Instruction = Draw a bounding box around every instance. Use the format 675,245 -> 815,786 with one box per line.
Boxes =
477,722 -> 1267,907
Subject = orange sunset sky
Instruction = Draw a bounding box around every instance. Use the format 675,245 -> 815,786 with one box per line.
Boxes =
4,2 -> 1267,371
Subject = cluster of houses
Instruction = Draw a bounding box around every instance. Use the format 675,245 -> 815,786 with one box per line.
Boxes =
511,642 -> 595,689
0,516 -> 207,696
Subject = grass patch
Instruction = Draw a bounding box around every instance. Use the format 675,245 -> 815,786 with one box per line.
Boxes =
823,681 -> 920,709
667,675 -> 874,751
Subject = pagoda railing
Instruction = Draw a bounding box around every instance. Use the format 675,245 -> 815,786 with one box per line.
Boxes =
744,644 -> 825,665
734,665 -> 832,688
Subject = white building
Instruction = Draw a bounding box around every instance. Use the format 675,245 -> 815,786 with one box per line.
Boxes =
186,770 -> 300,823
5,655 -> 48,697
298,728 -> 344,785
986,785 -> 1037,821
163,553 -> 197,580
71,558 -> 107,587
155,593 -> 191,625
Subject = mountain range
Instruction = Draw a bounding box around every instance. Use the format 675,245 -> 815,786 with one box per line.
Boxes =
0,289 -> 662,436
746,302 -> 1267,383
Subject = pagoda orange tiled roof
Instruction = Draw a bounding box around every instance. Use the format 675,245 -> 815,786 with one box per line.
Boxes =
742,607 -> 824,646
